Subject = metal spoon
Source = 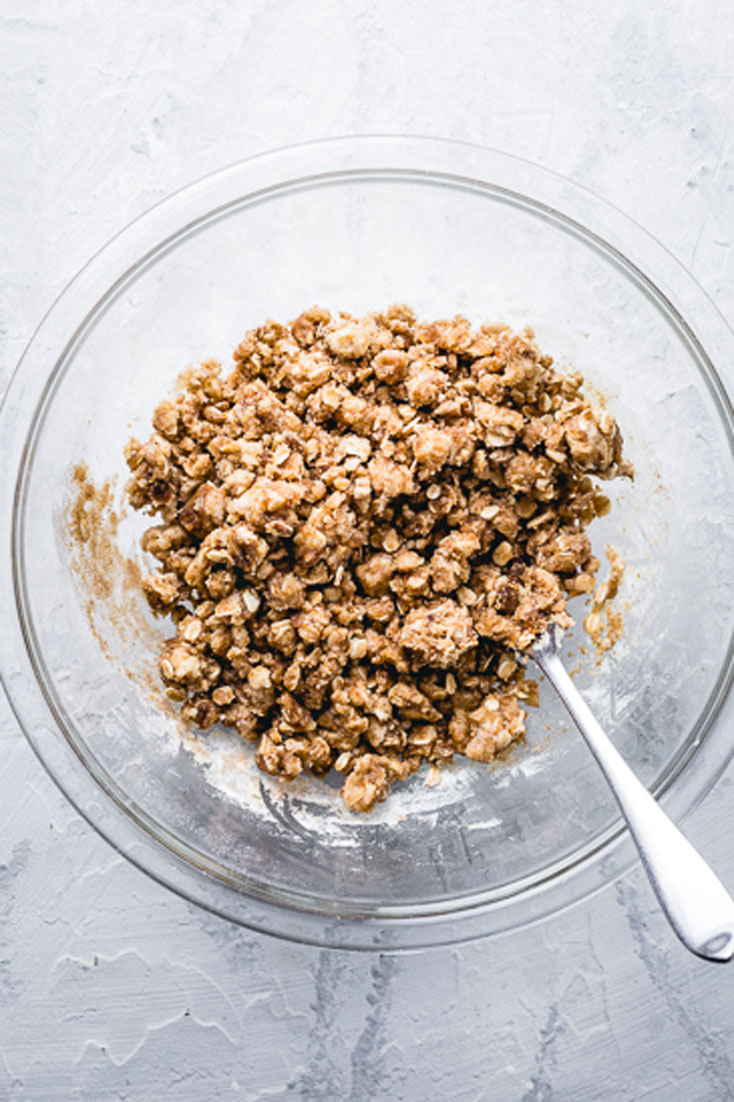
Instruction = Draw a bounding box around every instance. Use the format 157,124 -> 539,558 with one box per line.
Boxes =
531,624 -> 734,962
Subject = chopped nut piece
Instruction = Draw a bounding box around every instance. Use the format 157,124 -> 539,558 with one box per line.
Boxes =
464,694 -> 525,762
399,600 -> 477,668
142,572 -> 183,612
373,349 -> 409,383
342,754 -> 392,812
411,426 -> 453,472
382,529 -> 401,553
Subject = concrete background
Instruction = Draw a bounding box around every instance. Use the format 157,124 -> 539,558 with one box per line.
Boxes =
2,1 -> 734,1098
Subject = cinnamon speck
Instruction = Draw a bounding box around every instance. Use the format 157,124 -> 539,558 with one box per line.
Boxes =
64,463 -> 168,706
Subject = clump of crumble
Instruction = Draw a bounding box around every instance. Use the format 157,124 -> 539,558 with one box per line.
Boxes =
125,306 -> 631,811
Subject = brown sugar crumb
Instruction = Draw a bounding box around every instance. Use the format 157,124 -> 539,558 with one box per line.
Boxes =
125,306 -> 632,812
67,463 -> 119,600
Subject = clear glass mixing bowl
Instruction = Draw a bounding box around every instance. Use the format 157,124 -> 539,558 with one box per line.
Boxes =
2,137 -> 733,949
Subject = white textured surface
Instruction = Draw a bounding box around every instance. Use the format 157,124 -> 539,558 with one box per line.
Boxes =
3,1 -> 734,1098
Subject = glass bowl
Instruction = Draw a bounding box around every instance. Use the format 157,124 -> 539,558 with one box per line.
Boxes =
2,137 -> 733,950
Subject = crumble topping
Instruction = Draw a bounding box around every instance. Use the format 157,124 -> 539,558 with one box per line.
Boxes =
125,305 -> 631,811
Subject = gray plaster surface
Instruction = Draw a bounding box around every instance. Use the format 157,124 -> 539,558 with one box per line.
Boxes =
2,2 -> 734,1098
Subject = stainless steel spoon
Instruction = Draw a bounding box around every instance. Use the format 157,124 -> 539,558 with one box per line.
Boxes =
531,624 -> 734,962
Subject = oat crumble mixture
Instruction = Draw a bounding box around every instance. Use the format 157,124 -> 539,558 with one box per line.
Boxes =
125,305 -> 632,812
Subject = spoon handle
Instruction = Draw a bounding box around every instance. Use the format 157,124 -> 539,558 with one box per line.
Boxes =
532,628 -> 734,962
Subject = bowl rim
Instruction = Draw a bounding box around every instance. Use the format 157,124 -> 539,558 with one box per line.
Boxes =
2,134 -> 733,950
